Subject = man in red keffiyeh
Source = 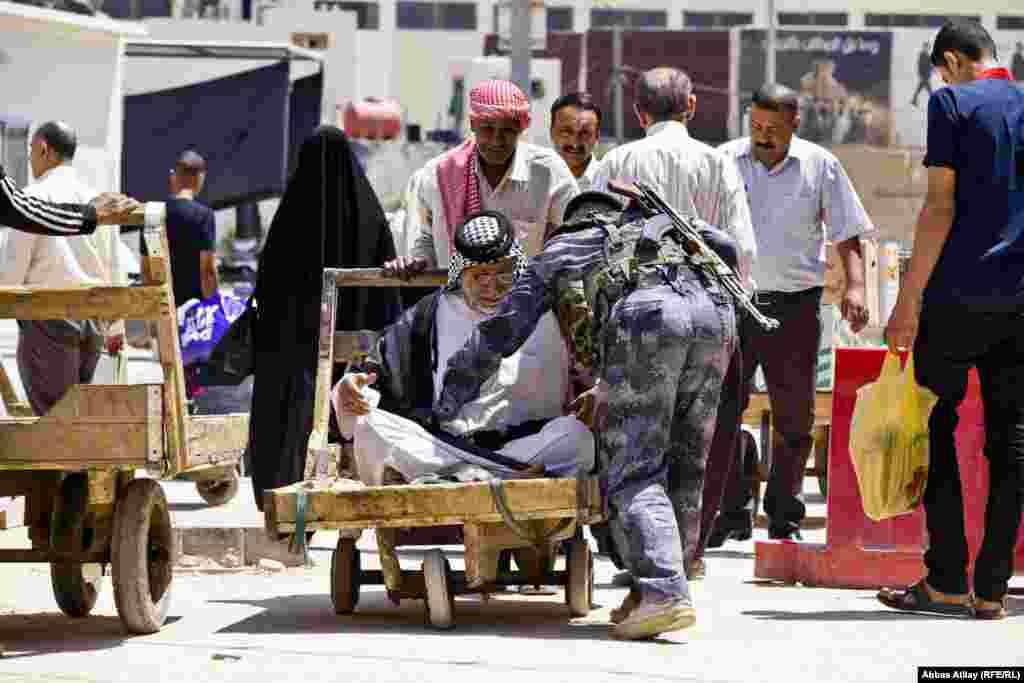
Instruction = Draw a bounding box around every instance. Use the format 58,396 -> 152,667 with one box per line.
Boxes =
386,79 -> 578,275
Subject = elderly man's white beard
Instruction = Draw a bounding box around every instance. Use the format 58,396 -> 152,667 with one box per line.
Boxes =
459,289 -> 500,317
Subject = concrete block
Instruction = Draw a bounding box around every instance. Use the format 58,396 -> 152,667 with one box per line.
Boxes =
179,527 -> 245,568
243,528 -> 307,567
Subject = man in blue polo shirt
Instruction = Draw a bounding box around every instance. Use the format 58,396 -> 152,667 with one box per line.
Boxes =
881,19 -> 1024,621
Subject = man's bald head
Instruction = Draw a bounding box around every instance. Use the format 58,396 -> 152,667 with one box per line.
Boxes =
634,67 -> 695,124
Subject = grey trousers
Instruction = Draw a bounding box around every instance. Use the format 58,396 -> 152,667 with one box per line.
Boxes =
17,320 -> 100,415
600,274 -> 735,605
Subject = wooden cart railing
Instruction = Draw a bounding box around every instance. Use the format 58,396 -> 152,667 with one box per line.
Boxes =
0,204 -> 248,634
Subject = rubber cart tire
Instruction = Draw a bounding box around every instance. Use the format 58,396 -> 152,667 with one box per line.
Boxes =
50,473 -> 103,618
565,537 -> 593,617
423,549 -> 454,630
331,537 -> 361,614
112,479 -> 174,634
196,469 -> 240,507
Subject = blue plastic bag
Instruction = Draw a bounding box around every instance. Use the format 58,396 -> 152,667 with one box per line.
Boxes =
178,292 -> 249,368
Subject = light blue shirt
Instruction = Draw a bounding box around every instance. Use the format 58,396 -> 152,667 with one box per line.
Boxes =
718,136 -> 873,293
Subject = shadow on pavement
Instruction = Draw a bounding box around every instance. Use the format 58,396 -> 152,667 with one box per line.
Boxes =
0,614 -> 182,659
209,591 -> 631,642
169,503 -> 217,512
744,608 -> 982,621
704,549 -> 755,560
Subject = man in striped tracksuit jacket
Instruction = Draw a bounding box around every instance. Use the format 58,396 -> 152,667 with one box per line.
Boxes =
0,166 -> 140,236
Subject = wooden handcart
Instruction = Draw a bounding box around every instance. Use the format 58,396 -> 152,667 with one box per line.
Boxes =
0,204 -> 248,633
263,268 -> 603,629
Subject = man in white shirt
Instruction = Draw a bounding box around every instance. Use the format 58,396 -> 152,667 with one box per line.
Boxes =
0,121 -> 126,414
592,67 -> 756,287
712,84 -> 873,543
389,80 -> 579,273
589,67 -> 757,581
550,92 -> 603,191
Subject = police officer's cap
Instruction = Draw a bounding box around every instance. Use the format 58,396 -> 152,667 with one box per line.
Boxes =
563,191 -> 623,223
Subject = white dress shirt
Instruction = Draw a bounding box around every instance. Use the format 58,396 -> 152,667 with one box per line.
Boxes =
0,164 -> 126,334
592,120 -> 758,287
717,136 -> 874,293
574,155 -> 601,192
412,142 -> 580,267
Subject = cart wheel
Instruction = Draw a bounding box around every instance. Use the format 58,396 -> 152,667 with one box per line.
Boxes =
565,537 -> 593,617
195,469 -> 240,507
423,549 -> 454,630
112,479 -> 174,634
330,537 -> 360,614
51,563 -> 104,618
50,473 -> 103,618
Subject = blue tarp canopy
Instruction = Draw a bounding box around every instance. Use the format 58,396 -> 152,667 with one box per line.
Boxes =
122,45 -> 323,210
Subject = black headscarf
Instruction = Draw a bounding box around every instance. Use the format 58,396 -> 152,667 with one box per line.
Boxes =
248,126 -> 402,508
254,125 -> 402,348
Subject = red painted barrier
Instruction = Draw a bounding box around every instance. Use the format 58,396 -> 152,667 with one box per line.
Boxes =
754,346 -> 1024,589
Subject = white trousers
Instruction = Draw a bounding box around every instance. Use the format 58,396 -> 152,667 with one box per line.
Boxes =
351,408 -> 595,486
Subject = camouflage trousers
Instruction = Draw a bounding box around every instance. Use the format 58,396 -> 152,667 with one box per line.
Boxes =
598,274 -> 735,604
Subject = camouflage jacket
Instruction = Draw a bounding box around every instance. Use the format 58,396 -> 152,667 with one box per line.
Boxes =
436,211 -> 739,422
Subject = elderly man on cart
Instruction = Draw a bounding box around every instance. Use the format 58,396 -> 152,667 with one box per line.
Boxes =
435,186 -> 775,640
332,209 -> 594,485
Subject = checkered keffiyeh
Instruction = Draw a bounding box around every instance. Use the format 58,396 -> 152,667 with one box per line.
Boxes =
468,79 -> 531,130
446,211 -> 529,291
436,80 -> 531,257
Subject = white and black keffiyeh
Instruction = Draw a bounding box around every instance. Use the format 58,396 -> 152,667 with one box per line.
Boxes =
446,210 -> 529,291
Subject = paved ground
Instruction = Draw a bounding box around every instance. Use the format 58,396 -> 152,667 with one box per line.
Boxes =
0,477 -> 1019,683
0,323 -> 1020,681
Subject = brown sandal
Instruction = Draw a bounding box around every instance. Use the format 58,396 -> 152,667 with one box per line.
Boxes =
973,597 -> 1008,620
877,581 -> 971,617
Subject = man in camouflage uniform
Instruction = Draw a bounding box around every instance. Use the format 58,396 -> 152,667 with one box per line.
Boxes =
436,192 -> 737,640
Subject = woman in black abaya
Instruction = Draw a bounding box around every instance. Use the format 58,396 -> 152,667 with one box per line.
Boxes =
248,126 -> 402,510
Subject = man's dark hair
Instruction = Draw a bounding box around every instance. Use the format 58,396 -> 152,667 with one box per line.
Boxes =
634,67 -> 692,123
550,92 -> 603,126
174,150 -> 207,178
33,121 -> 77,161
930,19 -> 997,67
751,83 -> 800,117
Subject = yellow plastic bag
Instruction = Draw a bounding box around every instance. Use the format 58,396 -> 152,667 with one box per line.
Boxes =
848,353 -> 937,521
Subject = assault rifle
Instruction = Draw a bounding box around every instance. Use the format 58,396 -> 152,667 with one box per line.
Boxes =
608,179 -> 779,332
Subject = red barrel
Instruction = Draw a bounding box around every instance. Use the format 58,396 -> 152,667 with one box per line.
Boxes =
341,98 -> 402,140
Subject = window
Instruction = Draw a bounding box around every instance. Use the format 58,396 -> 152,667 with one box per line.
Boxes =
590,8 -> 667,29
865,13 -> 979,28
547,6 -> 573,32
683,11 -> 753,28
313,0 -> 380,29
777,12 -> 848,26
997,15 -> 1024,30
397,1 -> 476,29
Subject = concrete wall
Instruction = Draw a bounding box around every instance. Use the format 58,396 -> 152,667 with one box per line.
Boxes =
0,5 -> 144,192
391,31 -> 490,130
